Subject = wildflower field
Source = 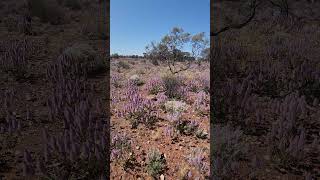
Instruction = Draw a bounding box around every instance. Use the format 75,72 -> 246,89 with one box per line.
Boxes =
110,58 -> 210,179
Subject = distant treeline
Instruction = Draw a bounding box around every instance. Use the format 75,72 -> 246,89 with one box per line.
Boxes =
111,53 -> 144,59
111,52 -> 197,61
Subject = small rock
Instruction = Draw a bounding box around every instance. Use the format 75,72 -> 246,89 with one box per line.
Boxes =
136,146 -> 140,150
160,174 -> 165,180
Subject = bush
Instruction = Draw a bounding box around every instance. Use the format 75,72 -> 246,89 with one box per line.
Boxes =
162,74 -> 183,99
111,133 -> 132,162
0,38 -> 40,79
186,148 -> 208,175
23,49 -> 109,179
129,74 -> 144,86
211,124 -> 249,179
147,149 -> 166,178
145,77 -> 164,94
111,74 -> 122,88
164,100 -> 187,114
120,85 -> 158,129
62,43 -> 106,75
176,120 -> 199,136
117,61 -> 130,69
111,53 -> 120,59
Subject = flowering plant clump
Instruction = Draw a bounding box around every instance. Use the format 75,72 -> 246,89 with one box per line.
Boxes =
164,125 -> 179,139
211,124 -> 248,179
194,90 -> 209,116
186,148 -> 209,175
111,73 -> 122,88
267,93 -> 308,167
145,77 -> 164,95
146,149 -> 167,178
176,120 -> 199,136
111,133 -> 132,162
198,73 -> 209,93
124,80 -> 139,98
22,51 -> 109,179
0,89 -> 22,134
0,38 -> 40,79
186,78 -> 202,93
121,93 -> 159,129
155,92 -> 168,110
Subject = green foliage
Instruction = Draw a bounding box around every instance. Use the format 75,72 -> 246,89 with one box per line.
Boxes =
195,129 -> 208,139
117,61 -> 130,69
111,53 -> 120,59
62,43 -> 106,75
147,149 -> 166,178
126,107 -> 157,129
145,27 -> 209,74
162,74 -> 182,99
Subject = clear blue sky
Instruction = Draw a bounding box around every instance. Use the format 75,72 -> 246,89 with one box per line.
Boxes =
111,0 -> 210,56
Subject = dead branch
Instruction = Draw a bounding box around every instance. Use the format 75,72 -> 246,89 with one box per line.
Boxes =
211,0 -> 259,37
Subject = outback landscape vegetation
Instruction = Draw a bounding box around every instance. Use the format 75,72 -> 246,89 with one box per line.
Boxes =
0,0 -> 319,179
0,0 -> 109,179
211,0 -> 320,179
110,27 -> 210,179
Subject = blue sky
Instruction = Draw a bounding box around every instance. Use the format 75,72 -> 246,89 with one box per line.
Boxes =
111,0 -> 210,56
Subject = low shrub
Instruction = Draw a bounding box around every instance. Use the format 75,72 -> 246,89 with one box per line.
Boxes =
162,74 -> 183,99
211,124 -> 249,179
117,61 -> 130,69
145,77 -> 164,95
186,148 -> 208,175
147,149 -> 166,178
129,74 -> 144,86
62,43 -> 106,75
111,133 -> 132,162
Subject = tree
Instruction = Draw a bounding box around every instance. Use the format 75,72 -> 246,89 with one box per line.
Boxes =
111,53 -> 119,59
145,27 -> 208,74
191,32 -> 209,65
201,47 -> 210,61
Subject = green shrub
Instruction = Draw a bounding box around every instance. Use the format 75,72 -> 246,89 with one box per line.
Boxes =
147,149 -> 166,178
162,74 -> 182,99
117,61 -> 130,69
62,43 -> 106,75
129,74 -> 144,86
